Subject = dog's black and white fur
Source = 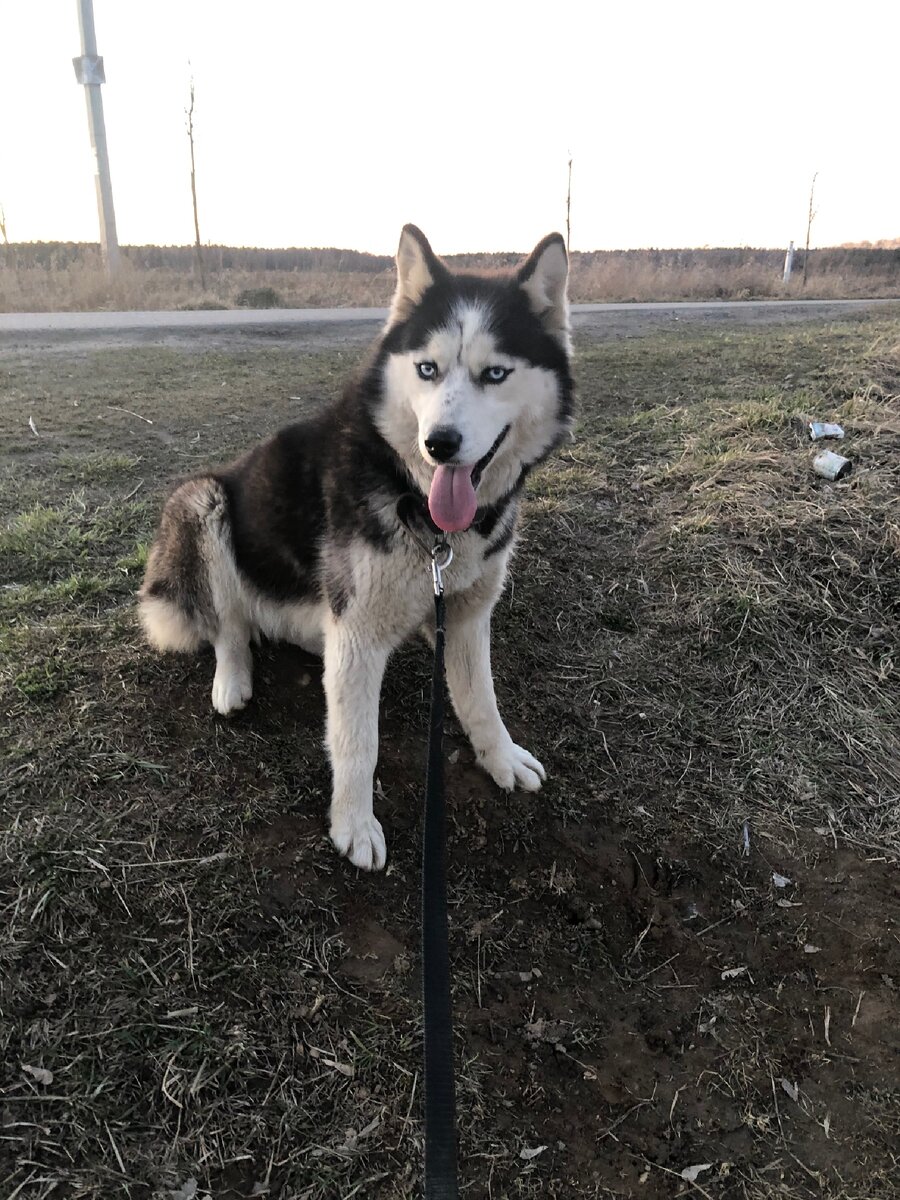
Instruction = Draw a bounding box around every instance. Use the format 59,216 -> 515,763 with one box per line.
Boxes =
139,226 -> 574,869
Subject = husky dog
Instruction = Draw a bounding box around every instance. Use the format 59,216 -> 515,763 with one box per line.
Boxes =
139,226 -> 574,870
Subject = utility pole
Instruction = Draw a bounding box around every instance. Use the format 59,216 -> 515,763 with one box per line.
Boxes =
783,240 -> 795,285
73,0 -> 120,276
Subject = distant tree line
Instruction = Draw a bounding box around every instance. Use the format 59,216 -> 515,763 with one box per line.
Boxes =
570,246 -> 900,274
0,243 -> 397,272
3,242 -> 899,277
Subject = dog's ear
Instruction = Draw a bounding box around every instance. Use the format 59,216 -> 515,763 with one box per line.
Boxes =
389,225 -> 447,326
516,233 -> 570,350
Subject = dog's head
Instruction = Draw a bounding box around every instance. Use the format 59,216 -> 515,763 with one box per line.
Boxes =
373,225 -> 574,532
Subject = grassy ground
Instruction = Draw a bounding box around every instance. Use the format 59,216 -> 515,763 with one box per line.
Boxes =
1,311 -> 899,1198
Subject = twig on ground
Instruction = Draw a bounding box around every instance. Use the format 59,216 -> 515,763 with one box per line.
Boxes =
107,405 -> 153,424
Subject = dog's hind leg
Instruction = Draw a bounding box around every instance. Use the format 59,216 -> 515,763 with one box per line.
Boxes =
140,476 -> 254,716
203,500 -> 254,716
211,618 -> 253,715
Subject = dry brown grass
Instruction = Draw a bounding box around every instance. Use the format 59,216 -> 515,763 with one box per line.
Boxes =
571,256 -> 899,302
1,244 -> 897,312
0,258 -> 395,313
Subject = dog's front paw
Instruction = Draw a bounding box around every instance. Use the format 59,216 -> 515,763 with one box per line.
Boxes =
478,741 -> 546,793
212,665 -> 253,715
331,811 -> 387,871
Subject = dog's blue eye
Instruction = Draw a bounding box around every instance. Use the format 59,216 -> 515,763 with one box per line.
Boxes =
481,366 -> 512,385
416,362 -> 438,381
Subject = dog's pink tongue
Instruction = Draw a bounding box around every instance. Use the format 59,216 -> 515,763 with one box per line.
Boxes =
428,465 -> 478,532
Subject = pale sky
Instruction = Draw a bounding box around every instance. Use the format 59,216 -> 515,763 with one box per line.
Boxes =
1,1 -> 897,254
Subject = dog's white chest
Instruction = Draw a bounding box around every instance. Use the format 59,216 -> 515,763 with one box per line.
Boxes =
346,531 -> 501,637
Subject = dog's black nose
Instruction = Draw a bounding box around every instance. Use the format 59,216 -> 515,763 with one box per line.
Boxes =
424,428 -> 462,463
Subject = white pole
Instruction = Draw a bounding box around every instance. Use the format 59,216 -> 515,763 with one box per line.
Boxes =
782,240 -> 794,285
73,0 -> 120,276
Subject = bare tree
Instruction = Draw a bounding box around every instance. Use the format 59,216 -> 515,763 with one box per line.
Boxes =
565,153 -> 573,256
802,171 -> 818,288
186,75 -> 206,290
0,203 -> 8,246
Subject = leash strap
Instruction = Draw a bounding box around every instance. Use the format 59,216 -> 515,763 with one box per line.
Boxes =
422,544 -> 458,1198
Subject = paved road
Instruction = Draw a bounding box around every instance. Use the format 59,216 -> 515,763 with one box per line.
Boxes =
0,298 -> 895,334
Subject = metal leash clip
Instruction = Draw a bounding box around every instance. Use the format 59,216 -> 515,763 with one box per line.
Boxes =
430,538 -> 453,596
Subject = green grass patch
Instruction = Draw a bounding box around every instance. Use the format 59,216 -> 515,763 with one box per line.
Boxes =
57,450 -> 142,481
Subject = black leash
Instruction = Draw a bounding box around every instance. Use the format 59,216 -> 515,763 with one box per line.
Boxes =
421,539 -> 458,1198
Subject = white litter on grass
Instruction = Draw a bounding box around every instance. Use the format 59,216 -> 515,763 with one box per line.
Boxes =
780,1078 -> 799,1103
804,944 -> 822,954
772,872 -> 792,888
721,966 -> 748,980
520,1145 -> 548,1161
776,899 -> 802,908
809,421 -> 845,441
681,1163 -> 713,1182
22,1064 -> 53,1085
28,415 -> 40,437
169,1180 -> 197,1200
